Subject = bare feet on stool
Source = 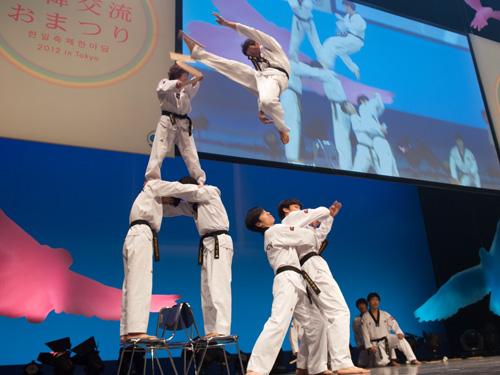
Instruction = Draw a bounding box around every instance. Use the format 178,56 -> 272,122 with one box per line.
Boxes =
312,370 -> 333,375
410,360 -> 422,365
389,360 -> 400,366
126,333 -> 157,340
336,366 -> 370,374
120,335 -> 127,344
297,368 -> 308,375
246,371 -> 264,375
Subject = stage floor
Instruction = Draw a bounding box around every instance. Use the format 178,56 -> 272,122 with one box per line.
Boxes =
355,356 -> 500,375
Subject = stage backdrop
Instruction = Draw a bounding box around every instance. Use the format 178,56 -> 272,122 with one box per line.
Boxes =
0,137 -> 443,366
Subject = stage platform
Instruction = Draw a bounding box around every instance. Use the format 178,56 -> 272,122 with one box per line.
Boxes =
358,356 -> 500,375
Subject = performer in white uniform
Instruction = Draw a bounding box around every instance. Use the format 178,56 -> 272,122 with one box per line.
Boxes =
120,179 -> 204,341
352,298 -> 373,368
358,94 -> 399,177
145,64 -> 206,184
183,13 -> 291,145
162,176 -> 233,336
319,1 -> 366,78
245,207 -> 329,375
361,293 -> 421,367
282,61 -> 352,169
278,200 -> 369,374
341,101 -> 380,173
288,0 -> 322,61
449,133 -> 480,187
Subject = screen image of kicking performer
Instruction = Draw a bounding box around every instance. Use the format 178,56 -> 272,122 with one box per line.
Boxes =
182,12 -> 291,145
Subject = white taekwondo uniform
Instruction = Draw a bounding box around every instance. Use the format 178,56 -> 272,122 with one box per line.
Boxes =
283,207 -> 355,371
163,184 -> 233,335
449,145 -> 480,187
288,0 -> 322,61
320,12 -> 366,76
289,318 -> 304,355
120,180 -> 204,336
247,224 -> 327,375
191,23 -> 291,136
358,93 -> 399,177
145,78 -> 206,184
351,111 -> 381,174
282,61 -> 352,170
361,309 -> 417,367
352,314 -> 372,367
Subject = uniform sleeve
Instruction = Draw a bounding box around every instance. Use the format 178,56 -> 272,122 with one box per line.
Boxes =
386,313 -> 403,335
147,180 -> 210,203
157,78 -> 177,93
361,314 -> 373,349
283,207 -> 330,228
184,80 -> 201,99
353,317 -> 364,348
163,201 -> 195,217
235,23 -> 283,53
274,226 -> 312,248
314,216 -> 333,245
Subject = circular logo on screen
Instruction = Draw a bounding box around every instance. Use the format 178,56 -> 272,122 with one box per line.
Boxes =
147,130 -> 155,147
0,0 -> 158,88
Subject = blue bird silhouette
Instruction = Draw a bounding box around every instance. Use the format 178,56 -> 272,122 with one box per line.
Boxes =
414,219 -> 500,322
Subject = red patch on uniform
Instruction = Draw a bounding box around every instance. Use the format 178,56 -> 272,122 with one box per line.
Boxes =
290,227 -> 294,231
304,209 -> 309,213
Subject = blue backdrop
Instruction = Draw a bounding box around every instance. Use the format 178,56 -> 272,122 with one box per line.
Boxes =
0,137 -> 443,365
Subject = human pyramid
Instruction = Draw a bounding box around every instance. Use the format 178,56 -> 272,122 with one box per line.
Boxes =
119,11 -> 370,375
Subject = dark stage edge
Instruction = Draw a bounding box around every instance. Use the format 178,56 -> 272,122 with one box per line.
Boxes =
353,356 -> 500,375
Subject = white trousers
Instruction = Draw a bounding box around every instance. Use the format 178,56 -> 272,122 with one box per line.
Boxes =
320,35 -> 363,74
200,234 -> 233,335
289,16 -> 322,61
352,144 -> 378,173
192,45 -> 289,133
145,115 -> 206,184
304,257 -> 354,371
372,335 -> 416,367
282,89 -> 301,162
373,136 -> 399,177
120,225 -> 153,336
248,271 -> 327,375
331,102 -> 353,170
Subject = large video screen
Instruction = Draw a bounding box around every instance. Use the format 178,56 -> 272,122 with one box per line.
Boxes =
180,0 -> 500,190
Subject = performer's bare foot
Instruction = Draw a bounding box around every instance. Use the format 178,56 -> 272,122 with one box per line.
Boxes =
179,30 -> 205,50
279,130 -> 290,145
126,333 -> 157,340
336,366 -> 370,374
120,335 -> 127,344
312,371 -> 333,375
354,69 -> 360,80
246,371 -> 264,375
410,360 -> 422,365
296,368 -> 308,375
389,360 -> 400,366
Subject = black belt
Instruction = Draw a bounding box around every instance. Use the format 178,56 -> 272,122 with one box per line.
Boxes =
348,31 -> 364,42
198,230 -> 228,266
276,266 -> 321,296
371,337 -> 389,359
318,240 -> 328,255
130,220 -> 160,262
270,66 -> 289,80
299,252 -> 319,266
161,110 -> 193,136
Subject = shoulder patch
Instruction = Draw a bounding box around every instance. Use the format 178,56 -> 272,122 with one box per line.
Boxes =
290,227 -> 294,231
304,209 -> 309,213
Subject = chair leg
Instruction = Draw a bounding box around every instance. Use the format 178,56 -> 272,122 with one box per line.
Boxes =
195,345 -> 210,375
165,347 -> 179,375
235,341 -> 246,375
153,349 -> 166,375
221,347 -> 230,375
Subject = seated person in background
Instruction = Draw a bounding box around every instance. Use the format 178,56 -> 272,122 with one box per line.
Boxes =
361,293 -> 421,367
